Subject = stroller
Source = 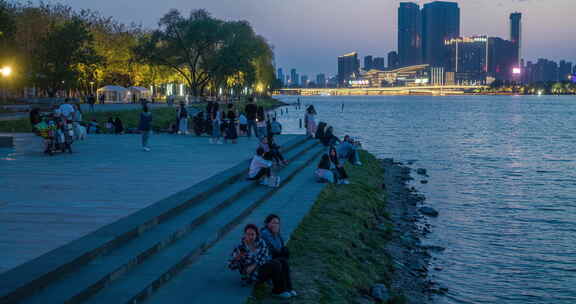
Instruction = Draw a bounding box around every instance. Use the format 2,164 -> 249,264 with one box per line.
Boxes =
35,115 -> 74,155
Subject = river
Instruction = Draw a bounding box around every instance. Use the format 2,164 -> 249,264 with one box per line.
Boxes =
275,95 -> 576,304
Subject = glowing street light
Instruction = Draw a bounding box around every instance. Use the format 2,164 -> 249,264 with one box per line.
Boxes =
0,66 -> 12,77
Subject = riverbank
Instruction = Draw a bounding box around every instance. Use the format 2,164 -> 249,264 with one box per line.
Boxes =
247,151 -> 437,304
0,96 -> 286,132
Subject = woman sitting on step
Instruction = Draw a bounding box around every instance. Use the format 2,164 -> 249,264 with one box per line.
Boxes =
315,154 -> 336,183
247,147 -> 280,187
329,146 -> 350,185
228,224 -> 295,299
259,136 -> 288,167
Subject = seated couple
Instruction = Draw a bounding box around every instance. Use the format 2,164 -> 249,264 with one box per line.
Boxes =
315,146 -> 351,184
228,215 -> 296,299
247,147 -> 281,187
259,136 -> 288,167
336,135 -> 362,166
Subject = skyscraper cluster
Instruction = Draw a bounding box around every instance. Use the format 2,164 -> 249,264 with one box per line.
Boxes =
277,1 -> 574,88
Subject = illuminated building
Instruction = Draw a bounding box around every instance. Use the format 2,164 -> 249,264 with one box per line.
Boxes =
290,69 -> 299,87
445,36 -> 488,83
364,56 -> 373,70
559,60 -> 573,81
422,1 -> 460,68
316,74 -> 326,88
510,12 -> 522,68
373,57 -> 386,70
487,37 -> 516,81
398,2 -> 422,67
356,64 -> 430,87
388,51 -> 399,70
301,75 -> 309,88
338,52 -> 360,87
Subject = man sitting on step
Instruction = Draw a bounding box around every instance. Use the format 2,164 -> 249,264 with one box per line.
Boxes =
247,147 -> 280,187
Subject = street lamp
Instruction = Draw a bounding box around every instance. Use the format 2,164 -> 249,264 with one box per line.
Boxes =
89,81 -> 95,95
0,66 -> 12,77
1,66 -> 13,102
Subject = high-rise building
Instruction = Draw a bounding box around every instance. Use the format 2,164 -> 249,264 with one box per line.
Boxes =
338,52 -> 360,87
373,57 -> 386,70
445,36 -> 488,83
398,2 -> 422,67
559,60 -> 573,81
277,68 -> 284,86
316,74 -> 326,88
422,1 -> 460,68
301,75 -> 309,88
510,12 -> 522,68
488,37 -> 516,81
364,56 -> 374,70
388,51 -> 400,69
290,69 -> 298,86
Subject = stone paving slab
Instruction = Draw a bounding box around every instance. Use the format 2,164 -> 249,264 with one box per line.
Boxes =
0,132 -> 299,274
145,154 -> 327,304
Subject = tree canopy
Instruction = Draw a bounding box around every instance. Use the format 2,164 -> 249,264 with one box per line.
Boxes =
134,9 -> 276,97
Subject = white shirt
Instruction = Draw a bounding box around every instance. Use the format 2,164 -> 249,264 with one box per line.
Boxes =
248,155 -> 272,178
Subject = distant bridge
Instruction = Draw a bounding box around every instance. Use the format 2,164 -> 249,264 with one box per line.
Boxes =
273,85 -> 489,96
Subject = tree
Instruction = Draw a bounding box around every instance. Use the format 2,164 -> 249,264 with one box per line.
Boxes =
134,9 -> 224,97
32,17 -> 102,97
0,0 -> 16,59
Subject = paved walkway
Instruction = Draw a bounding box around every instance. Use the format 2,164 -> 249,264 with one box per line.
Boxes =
0,133 -> 299,274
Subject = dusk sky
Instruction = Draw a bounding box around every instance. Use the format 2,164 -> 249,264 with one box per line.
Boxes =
51,0 -> 575,77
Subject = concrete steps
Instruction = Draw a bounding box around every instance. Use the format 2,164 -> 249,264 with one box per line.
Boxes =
0,136 -> 321,304
144,153 -> 328,304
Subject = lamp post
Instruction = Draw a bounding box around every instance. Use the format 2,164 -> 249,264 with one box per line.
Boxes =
1,66 -> 12,103
89,81 -> 95,95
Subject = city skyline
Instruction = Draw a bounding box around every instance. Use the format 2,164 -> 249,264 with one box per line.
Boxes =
50,0 -> 575,76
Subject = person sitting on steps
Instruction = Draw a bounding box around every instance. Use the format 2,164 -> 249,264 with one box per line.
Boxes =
228,224 -> 294,299
336,135 -> 362,166
247,147 -> 280,187
260,214 -> 297,296
259,136 -> 288,167
329,146 -> 350,184
315,154 -> 337,183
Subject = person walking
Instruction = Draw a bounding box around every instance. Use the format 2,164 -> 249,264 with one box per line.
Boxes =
245,97 -> 258,137
88,95 -> 96,112
177,102 -> 188,135
138,103 -> 153,151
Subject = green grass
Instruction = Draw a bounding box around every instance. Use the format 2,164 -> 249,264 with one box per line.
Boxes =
0,96 -> 285,133
247,151 -> 407,304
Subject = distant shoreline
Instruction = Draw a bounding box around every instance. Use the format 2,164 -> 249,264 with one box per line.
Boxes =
274,91 -> 576,97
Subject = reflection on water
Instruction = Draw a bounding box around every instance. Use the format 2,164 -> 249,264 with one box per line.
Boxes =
277,95 -> 576,304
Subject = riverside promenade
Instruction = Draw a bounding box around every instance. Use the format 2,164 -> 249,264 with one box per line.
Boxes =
0,132 -> 298,273
0,129 -> 326,304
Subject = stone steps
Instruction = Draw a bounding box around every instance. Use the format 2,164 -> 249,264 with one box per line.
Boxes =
145,152 -> 328,304
0,136 -> 311,304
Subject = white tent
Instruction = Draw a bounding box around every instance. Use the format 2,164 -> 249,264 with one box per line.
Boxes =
128,86 -> 151,102
97,85 -> 129,103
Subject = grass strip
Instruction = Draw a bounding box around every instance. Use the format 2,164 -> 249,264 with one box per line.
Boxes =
248,151 -> 407,304
0,97 -> 285,133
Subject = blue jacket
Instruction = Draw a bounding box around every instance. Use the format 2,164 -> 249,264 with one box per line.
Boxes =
139,112 -> 152,131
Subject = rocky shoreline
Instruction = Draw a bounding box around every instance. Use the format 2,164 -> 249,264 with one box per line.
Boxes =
380,158 -> 445,303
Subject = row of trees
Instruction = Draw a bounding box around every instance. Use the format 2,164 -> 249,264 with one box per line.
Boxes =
0,1 -> 277,98
486,80 -> 576,95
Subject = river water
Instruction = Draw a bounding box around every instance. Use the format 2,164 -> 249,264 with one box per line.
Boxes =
275,95 -> 576,304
